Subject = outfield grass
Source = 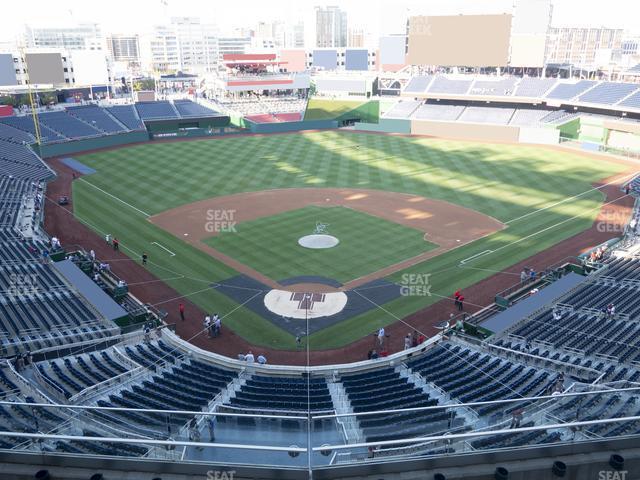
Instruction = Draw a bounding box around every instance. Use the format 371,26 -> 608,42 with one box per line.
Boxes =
72,131 -> 627,350
204,205 -> 437,283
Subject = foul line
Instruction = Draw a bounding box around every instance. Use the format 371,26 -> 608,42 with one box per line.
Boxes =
78,178 -> 151,217
460,193 -> 629,266
504,171 -> 638,225
151,241 -> 176,257
460,250 -> 493,265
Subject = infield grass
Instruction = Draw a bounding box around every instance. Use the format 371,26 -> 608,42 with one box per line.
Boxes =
204,205 -> 437,283
72,131 -> 628,350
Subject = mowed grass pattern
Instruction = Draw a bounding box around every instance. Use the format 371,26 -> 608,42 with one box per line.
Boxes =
72,131 -> 627,349
205,206 -> 436,283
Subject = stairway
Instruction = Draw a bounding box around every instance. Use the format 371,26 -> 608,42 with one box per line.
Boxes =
327,379 -> 363,444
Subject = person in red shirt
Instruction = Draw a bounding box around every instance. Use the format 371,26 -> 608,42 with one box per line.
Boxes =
454,290 -> 461,309
457,295 -> 465,311
113,238 -> 119,251
179,303 -> 185,321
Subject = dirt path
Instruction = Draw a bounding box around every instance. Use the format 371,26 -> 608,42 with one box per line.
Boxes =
43,140 -> 638,365
150,188 -> 504,290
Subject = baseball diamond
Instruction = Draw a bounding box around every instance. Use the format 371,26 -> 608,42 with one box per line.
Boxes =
5,4 -> 640,478
66,130 -> 629,350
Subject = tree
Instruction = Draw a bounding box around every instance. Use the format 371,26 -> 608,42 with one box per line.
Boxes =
134,78 -> 156,92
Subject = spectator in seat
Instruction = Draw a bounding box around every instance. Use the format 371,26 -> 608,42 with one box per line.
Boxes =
606,303 -> 616,319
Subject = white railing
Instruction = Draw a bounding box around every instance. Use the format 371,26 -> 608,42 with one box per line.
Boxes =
69,364 -> 145,403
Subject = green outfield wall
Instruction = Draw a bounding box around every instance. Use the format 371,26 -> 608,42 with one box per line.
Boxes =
37,131 -> 150,158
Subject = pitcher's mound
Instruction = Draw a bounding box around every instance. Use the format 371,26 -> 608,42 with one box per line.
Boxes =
298,234 -> 339,249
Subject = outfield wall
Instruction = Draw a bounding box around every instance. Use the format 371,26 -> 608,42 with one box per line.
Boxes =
355,118 -> 412,134
518,126 -> 560,145
410,120 -> 520,142
144,115 -> 230,134
247,119 -> 338,134
37,131 -> 150,158
355,118 -> 559,144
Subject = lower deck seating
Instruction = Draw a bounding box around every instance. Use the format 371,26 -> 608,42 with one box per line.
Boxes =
408,343 -> 556,416
341,368 -> 451,443
95,344 -> 236,432
228,375 -> 333,412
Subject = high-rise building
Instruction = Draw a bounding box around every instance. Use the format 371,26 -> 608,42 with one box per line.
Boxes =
25,23 -> 104,51
290,21 -> 305,48
255,20 -> 304,49
315,6 -> 347,48
146,17 -> 218,73
348,28 -> 365,48
107,34 -> 140,65
545,27 -> 624,66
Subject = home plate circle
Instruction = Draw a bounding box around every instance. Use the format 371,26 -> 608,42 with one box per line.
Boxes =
264,290 -> 348,319
298,234 -> 340,249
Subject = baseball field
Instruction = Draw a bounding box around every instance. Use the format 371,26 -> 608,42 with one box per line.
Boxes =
70,130 -> 627,349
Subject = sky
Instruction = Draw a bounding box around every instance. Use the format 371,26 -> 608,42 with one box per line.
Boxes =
2,0 -> 639,43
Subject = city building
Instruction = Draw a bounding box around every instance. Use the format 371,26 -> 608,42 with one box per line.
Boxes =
348,27 -> 365,48
315,6 -> 347,48
24,23 -> 104,51
107,34 -> 140,65
254,20 -> 305,50
545,27 -> 624,67
0,48 -> 111,87
217,37 -> 252,62
309,47 -> 375,71
146,17 -> 218,74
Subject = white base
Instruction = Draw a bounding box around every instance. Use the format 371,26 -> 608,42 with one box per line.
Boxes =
298,234 -> 340,249
264,290 -> 348,319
